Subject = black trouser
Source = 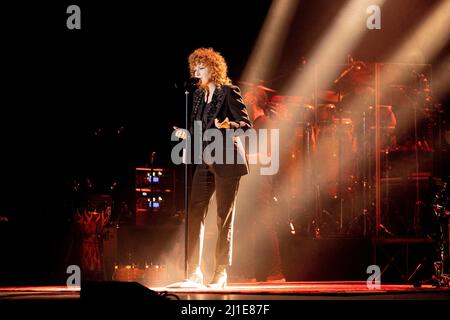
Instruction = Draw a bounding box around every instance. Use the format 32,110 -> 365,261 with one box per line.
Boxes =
187,163 -> 241,269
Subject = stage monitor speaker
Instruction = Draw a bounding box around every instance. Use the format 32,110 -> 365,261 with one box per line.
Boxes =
80,281 -> 171,303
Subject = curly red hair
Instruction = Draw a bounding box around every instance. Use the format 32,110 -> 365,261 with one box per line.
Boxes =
188,48 -> 232,87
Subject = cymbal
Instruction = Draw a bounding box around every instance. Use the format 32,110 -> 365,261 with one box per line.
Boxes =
285,103 -> 315,110
389,84 -> 410,90
317,90 -> 345,103
317,103 -> 336,109
271,95 -> 311,104
388,84 -> 419,94
255,85 -> 276,93
238,80 -> 276,93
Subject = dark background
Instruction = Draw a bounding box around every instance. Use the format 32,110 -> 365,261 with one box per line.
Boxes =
0,0 -> 448,284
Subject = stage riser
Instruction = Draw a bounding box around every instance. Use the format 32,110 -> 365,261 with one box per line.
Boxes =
109,227 -> 437,284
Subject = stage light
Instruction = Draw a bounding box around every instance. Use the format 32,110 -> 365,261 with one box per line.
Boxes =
290,222 -> 296,235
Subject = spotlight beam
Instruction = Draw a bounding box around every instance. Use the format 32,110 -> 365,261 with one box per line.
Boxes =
241,0 -> 298,85
285,0 -> 386,97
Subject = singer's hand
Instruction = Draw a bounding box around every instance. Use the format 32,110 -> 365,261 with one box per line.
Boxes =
173,126 -> 188,140
214,117 -> 231,129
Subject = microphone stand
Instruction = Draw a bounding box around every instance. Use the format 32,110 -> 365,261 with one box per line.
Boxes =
334,65 -> 354,85
333,61 -> 353,235
167,80 -> 206,289
335,79 -> 345,234
333,60 -> 363,235
184,88 -> 189,281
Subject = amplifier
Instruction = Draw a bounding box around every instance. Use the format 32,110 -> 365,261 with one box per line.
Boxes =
135,167 -> 175,225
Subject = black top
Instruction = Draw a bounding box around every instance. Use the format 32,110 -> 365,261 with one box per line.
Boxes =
198,99 -> 213,129
188,85 -> 253,177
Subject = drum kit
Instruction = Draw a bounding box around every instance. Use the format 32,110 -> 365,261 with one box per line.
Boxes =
240,60 -> 437,237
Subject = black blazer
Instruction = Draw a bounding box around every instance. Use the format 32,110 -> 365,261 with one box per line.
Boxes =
189,85 -> 252,177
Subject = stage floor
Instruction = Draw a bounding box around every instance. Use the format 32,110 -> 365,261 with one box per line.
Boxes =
1,281 -> 449,301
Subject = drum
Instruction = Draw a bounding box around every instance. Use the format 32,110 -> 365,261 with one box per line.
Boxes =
316,104 -> 336,126
315,117 -> 355,198
367,105 -> 397,151
292,103 -> 315,125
